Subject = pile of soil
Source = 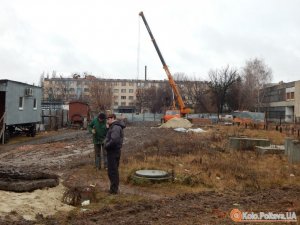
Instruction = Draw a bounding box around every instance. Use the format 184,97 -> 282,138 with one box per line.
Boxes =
160,118 -> 192,129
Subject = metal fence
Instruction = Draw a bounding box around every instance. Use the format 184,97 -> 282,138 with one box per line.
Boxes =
121,113 -> 219,123
41,109 -> 69,130
121,113 -> 164,122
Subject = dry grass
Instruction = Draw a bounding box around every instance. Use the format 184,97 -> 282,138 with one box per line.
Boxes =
120,125 -> 300,195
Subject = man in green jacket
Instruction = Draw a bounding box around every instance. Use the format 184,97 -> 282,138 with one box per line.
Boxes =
88,113 -> 108,170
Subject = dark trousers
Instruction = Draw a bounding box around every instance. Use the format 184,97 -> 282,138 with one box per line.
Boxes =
94,144 -> 107,169
107,150 -> 121,193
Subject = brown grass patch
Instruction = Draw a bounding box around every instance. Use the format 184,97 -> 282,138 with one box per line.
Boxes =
120,125 -> 300,195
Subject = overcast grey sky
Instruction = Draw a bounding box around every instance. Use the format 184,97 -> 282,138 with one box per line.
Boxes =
0,0 -> 299,85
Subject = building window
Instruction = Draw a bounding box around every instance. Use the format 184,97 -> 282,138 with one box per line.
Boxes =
113,95 -> 118,100
121,102 -> 126,106
286,92 -> 295,100
113,89 -> 119,93
84,88 -> 89,92
129,96 -> 134,100
129,89 -> 134,93
121,82 -> 126,86
114,102 -> 118,106
128,82 -> 134,86
33,98 -> 37,110
19,97 -> 24,110
121,96 -> 126,100
69,88 -> 75,92
121,89 -> 126,93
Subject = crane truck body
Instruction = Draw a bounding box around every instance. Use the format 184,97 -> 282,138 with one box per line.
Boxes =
139,11 -> 190,122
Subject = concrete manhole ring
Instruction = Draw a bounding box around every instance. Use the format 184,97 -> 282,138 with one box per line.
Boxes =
134,169 -> 171,181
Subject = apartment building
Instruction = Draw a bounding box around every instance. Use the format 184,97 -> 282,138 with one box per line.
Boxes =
111,79 -> 165,112
43,76 -> 166,112
260,80 -> 300,123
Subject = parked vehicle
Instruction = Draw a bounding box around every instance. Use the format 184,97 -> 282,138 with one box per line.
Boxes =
68,101 -> 90,128
0,80 -> 42,143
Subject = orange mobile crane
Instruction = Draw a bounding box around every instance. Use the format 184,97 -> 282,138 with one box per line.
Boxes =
139,11 -> 190,122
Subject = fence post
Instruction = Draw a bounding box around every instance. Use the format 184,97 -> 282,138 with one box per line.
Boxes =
49,109 -> 52,130
280,116 -> 282,126
55,110 -> 58,130
42,110 -> 44,124
61,110 -> 64,127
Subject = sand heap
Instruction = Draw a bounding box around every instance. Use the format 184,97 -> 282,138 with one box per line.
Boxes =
160,117 -> 192,128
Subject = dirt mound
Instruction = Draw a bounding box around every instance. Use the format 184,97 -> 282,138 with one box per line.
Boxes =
160,118 -> 192,128
0,183 -> 74,221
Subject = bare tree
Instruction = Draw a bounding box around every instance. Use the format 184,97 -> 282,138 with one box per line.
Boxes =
135,88 -> 148,113
173,72 -> 188,82
154,83 -> 173,113
39,72 -> 45,87
42,78 -> 70,101
51,70 -> 57,78
169,72 -> 215,113
208,65 -> 238,117
226,76 -> 245,111
88,79 -> 113,113
241,58 -> 272,111
190,80 -> 213,113
136,83 -> 172,113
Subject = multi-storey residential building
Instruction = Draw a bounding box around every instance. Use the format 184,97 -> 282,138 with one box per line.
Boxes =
111,79 -> 165,112
260,80 -> 300,123
43,76 -> 167,113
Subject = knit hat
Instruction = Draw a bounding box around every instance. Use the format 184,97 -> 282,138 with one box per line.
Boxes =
98,113 -> 106,120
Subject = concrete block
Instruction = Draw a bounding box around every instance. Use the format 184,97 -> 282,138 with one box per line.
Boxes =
288,140 -> 300,163
229,137 -> 270,150
285,138 -> 293,155
255,145 -> 285,155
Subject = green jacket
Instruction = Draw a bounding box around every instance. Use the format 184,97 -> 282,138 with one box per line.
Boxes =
88,117 -> 108,144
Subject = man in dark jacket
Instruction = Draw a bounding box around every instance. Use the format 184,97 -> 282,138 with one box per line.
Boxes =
104,114 -> 126,194
88,113 -> 108,170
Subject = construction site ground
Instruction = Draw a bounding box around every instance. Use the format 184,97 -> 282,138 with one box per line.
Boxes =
0,121 -> 299,225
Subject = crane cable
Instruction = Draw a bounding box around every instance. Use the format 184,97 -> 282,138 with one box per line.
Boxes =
136,15 -> 141,80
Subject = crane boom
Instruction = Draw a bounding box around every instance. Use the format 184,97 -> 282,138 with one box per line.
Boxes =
139,11 -> 190,115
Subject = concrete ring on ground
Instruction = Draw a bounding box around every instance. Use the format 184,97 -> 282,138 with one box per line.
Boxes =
133,169 -> 172,181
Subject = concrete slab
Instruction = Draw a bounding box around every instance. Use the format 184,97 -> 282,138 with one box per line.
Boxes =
255,145 -> 285,155
229,137 -> 270,150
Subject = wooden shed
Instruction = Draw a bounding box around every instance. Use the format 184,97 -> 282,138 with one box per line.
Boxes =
0,79 -> 42,143
68,101 -> 90,127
